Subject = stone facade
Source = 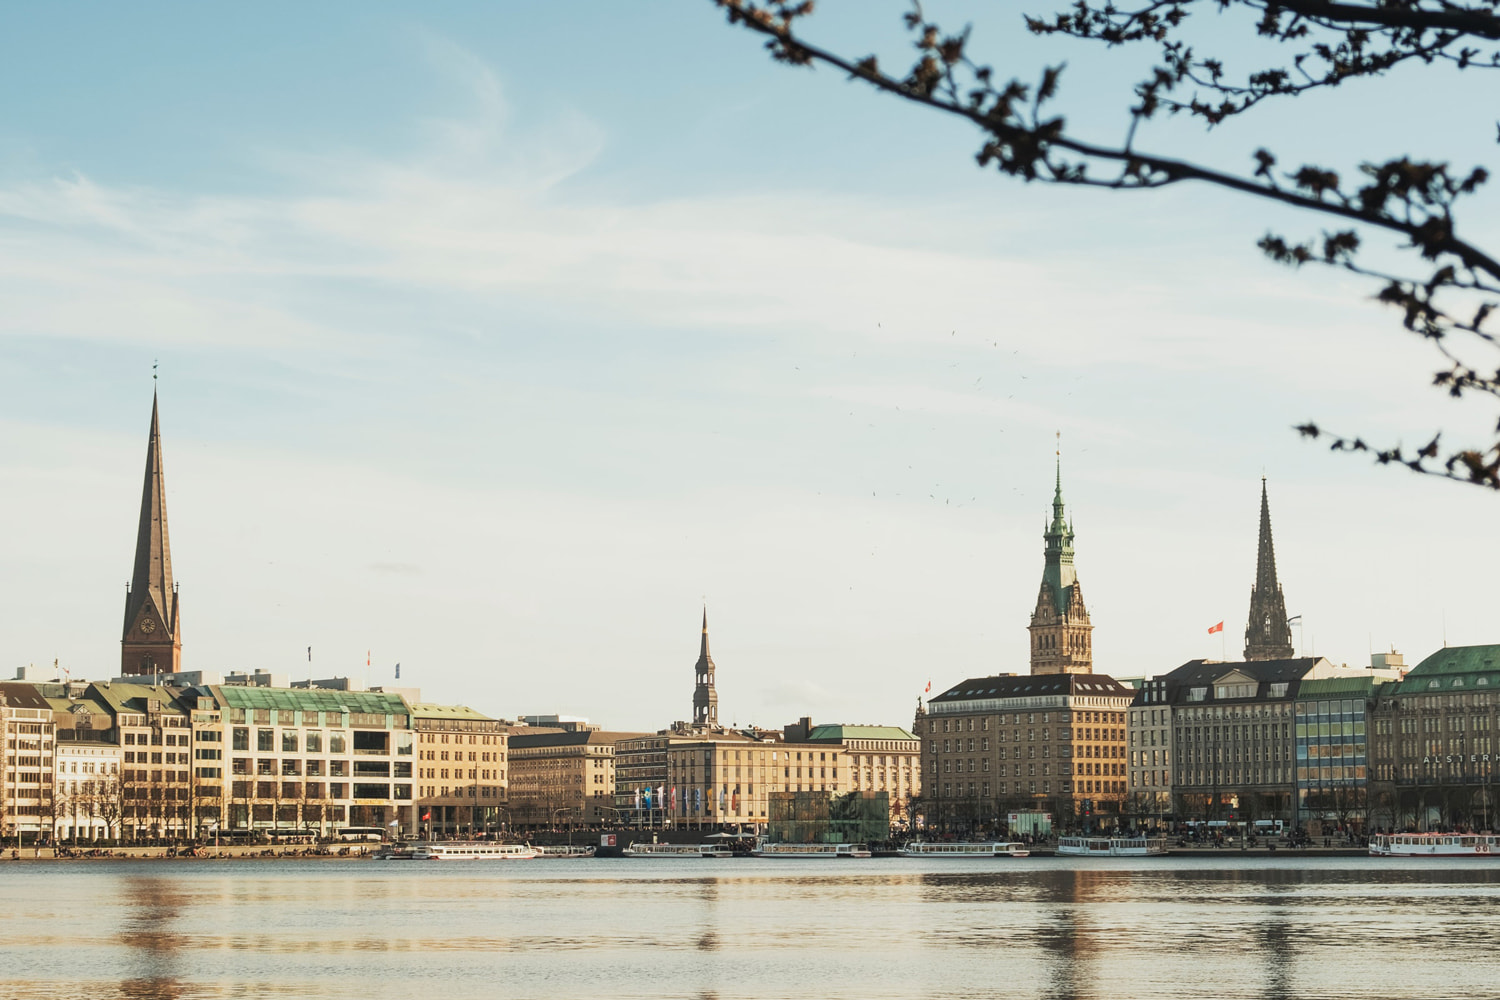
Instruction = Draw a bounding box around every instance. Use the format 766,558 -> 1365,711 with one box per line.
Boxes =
1029,460 -> 1093,676
411,703 -> 509,838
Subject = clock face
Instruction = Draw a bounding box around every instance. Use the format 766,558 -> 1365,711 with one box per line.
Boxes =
139,618 -> 157,634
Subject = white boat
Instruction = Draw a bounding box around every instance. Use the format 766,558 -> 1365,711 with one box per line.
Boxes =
900,841 -> 1031,858
1056,836 -> 1169,857
622,842 -> 705,858
700,843 -> 734,858
1370,833 -> 1500,857
535,844 -> 597,859
410,842 -> 539,860
752,842 -> 872,859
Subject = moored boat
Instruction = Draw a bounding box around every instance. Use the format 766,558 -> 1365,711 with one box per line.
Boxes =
900,841 -> 1030,858
622,842 -> 705,858
752,842 -> 872,859
410,842 -> 539,860
535,844 -> 597,859
1055,836 -> 1169,857
1370,833 -> 1500,857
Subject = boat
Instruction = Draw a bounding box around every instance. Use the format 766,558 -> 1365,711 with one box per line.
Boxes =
535,844 -> 597,859
410,842 -> 539,860
1055,836 -> 1169,857
1370,833 -> 1500,857
622,842 -> 705,858
751,842 -> 872,859
900,841 -> 1031,858
700,843 -> 734,858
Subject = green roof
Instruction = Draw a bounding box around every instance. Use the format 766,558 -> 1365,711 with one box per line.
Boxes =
807,725 -> 916,742
409,703 -> 494,722
1296,676 -> 1377,699
1389,645 -> 1500,695
211,686 -> 408,715
89,682 -> 190,716
1408,645 -> 1500,676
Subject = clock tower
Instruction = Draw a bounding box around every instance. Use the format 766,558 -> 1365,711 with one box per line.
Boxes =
121,391 -> 182,677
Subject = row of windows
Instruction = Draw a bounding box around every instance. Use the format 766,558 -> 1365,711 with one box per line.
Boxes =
929,711 -> 1124,734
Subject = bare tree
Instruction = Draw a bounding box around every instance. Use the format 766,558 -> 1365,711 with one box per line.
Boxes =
717,0 -> 1500,488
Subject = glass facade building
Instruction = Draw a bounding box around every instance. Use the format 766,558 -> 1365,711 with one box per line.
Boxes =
1295,678 -> 1374,831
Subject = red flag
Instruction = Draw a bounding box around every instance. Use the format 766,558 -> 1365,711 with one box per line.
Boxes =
924,681 -> 932,693
1207,621 -> 1224,634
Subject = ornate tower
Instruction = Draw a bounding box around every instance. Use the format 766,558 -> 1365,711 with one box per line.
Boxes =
121,392 -> 182,677
1029,457 -> 1093,675
693,608 -> 718,727
1244,478 -> 1294,661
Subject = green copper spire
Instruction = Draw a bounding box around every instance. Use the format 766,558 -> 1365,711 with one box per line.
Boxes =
1041,449 -> 1076,614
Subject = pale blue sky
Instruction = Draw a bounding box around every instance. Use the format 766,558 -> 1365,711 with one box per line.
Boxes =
2,2 -> 1496,728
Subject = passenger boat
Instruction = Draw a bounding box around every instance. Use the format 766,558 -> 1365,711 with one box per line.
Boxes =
752,842 -> 872,859
622,842 -> 705,858
899,841 -> 1031,858
1055,836 -> 1169,857
700,843 -> 734,858
1369,833 -> 1500,857
535,844 -> 597,859
410,842 -> 539,860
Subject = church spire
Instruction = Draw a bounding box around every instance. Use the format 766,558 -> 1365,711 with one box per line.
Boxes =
693,606 -> 718,727
1244,478 -> 1294,661
121,390 -> 182,677
1029,446 -> 1092,676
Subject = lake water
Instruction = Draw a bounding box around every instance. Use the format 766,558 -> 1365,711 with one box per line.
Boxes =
0,855 -> 1492,1000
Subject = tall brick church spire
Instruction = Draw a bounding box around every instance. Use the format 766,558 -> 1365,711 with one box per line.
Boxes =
1244,478 -> 1294,661
121,391 -> 181,677
693,607 -> 718,726
1029,450 -> 1093,675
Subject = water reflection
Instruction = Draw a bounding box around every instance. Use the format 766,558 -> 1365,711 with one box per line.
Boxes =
116,876 -> 184,1000
3,858 -> 1500,1000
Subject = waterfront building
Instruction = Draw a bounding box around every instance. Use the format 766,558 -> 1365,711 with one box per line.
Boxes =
799,721 -> 920,826
121,392 -> 183,678
918,674 -> 1134,830
1369,644 -> 1500,831
1126,693 -> 1173,825
1244,479 -> 1295,662
0,682 -> 57,844
1159,658 -> 1341,824
1295,676 -> 1377,834
509,730 -> 648,829
89,681 -> 195,840
920,457 -> 1134,830
663,734 -> 845,830
47,686 -> 124,842
614,731 -> 701,829
410,702 -> 509,838
198,685 -> 414,836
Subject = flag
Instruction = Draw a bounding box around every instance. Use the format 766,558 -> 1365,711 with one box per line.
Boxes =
1208,621 -> 1224,634
395,663 -> 401,679
925,680 -> 931,693
307,646 -> 311,662
633,789 -> 641,811
421,810 -> 430,821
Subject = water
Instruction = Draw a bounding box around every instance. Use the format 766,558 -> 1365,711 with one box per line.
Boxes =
0,856 -> 1493,1000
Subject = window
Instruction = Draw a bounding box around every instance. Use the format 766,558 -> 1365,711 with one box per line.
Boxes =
232,728 -> 249,751
329,734 -> 347,754
305,732 -> 322,753
257,729 -> 275,752
282,732 -> 298,753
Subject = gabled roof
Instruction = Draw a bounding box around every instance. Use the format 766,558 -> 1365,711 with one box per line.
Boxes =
930,673 -> 1135,703
0,682 -> 55,711
806,724 -> 916,742
89,682 -> 190,716
1150,658 -> 1325,705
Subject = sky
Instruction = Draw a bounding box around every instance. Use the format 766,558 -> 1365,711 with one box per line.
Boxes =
2,2 -> 1497,731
